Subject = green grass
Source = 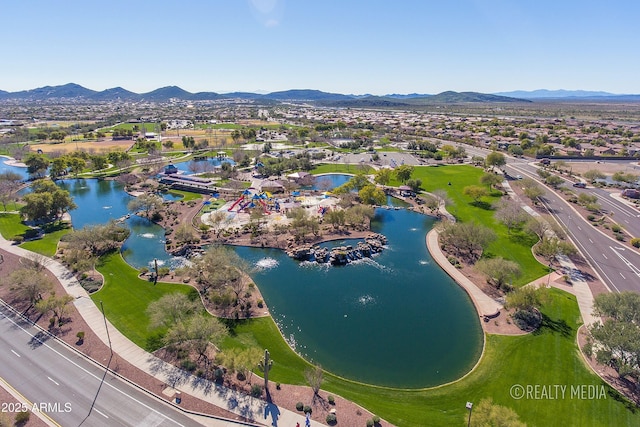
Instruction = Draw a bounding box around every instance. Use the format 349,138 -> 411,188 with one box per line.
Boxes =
0,213 -> 30,239
167,190 -> 202,202
96,258 -> 638,427
402,165 -> 548,285
311,163 -> 373,175
20,221 -> 70,256
90,252 -> 193,350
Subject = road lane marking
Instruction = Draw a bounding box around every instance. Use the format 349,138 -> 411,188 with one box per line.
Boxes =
577,226 -> 582,230
589,239 -> 593,243
620,272 -> 626,279
0,309 -> 186,427
11,349 -> 20,357
47,376 -> 59,386
610,246 -> 640,279
602,254 -> 608,259
94,408 -> 109,419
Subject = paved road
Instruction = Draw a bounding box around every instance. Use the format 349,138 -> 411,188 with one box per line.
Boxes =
444,142 -> 640,293
505,160 -> 640,293
0,305 -> 205,427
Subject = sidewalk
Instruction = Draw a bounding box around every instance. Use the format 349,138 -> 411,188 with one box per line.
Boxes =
0,235 -> 325,427
426,229 -> 502,317
502,180 -> 599,327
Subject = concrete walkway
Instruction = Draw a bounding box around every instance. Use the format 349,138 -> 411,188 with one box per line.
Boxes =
426,229 -> 503,317
0,236 -> 325,427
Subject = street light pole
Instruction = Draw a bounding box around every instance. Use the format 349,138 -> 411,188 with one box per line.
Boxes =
466,401 -> 473,427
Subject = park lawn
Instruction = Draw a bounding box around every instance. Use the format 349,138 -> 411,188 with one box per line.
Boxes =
0,213 -> 30,239
405,165 -> 548,285
311,163 -> 372,175
91,251 -> 193,350
94,253 -> 638,426
167,189 -> 202,202
20,221 -> 70,256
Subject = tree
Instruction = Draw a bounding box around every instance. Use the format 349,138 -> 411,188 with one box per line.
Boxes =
520,178 -> 544,202
485,151 -> 506,171
174,222 -> 198,245
506,285 -> 549,313
358,184 -> 386,205
544,175 -> 564,189
146,293 -> 199,329
525,216 -> 553,241
405,178 -> 422,192
463,185 -> 489,203
494,199 -> 528,234
21,179 -> 76,221
534,237 -> 576,264
373,168 -> 392,186
188,245 -> 247,295
585,292 -> 640,383
67,157 -> 86,177
127,193 -> 163,218
480,173 -> 503,190
508,144 -> 525,157
469,398 -> 526,427
49,157 -> 68,179
90,155 -> 108,171
4,268 -> 53,305
583,169 -> 605,183
325,209 -> 346,231
475,257 -> 521,290
35,293 -> 74,326
0,171 -> 23,210
216,347 -> 262,382
394,164 -> 414,183
304,364 -> 324,397
164,314 -> 228,363
24,154 -> 50,179
439,221 -> 496,262
612,171 -> 638,184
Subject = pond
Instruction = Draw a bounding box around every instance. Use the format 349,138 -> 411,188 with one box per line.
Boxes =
233,207 -> 483,388
305,173 -> 352,191
56,177 -> 483,388
0,156 -> 30,181
170,157 -> 235,175
58,179 -> 178,269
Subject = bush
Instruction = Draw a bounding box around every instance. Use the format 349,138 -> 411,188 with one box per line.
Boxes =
611,224 -> 622,233
512,309 -> 542,330
296,402 -> 304,411
303,405 -> 312,414
76,331 -> 85,341
616,234 -> 625,241
631,237 -> 640,248
373,415 -> 381,423
180,359 -> 197,372
12,235 -> 23,243
257,299 -> 264,308
15,411 -> 30,424
328,394 -> 335,404
326,413 -> 337,424
587,214 -> 595,221
140,266 -> 149,274
366,419 -> 374,427
251,384 -> 262,397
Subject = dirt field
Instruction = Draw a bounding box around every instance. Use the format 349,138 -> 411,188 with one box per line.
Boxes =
560,159 -> 640,176
28,139 -> 135,154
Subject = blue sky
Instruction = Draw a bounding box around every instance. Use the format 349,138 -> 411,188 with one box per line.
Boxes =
1,0 -> 638,94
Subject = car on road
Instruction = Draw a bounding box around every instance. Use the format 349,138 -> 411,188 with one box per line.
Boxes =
515,174 -> 523,180
573,182 -> 587,188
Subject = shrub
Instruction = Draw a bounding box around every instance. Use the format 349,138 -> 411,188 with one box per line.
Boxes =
616,234 -> 625,241
611,224 -> 622,233
373,415 -> 381,423
512,309 -> 541,330
139,266 -> 149,274
251,384 -> 262,397
326,413 -> 337,424
296,402 -> 304,411
587,214 -> 595,221
257,299 -> 264,308
15,411 -> 30,424
12,235 -> 24,243
76,331 -> 85,341
366,419 -> 374,427
180,359 -> 197,372
631,237 -> 640,248
303,405 -> 312,414
328,394 -> 335,405
158,266 -> 170,277
276,382 -> 281,390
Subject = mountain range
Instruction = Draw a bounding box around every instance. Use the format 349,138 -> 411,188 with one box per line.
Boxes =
0,83 -> 638,104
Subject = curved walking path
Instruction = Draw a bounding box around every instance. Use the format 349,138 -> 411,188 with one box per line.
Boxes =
0,235 -> 325,427
426,230 -> 502,317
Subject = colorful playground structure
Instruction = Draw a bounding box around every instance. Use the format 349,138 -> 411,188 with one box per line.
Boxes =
227,189 -> 280,215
